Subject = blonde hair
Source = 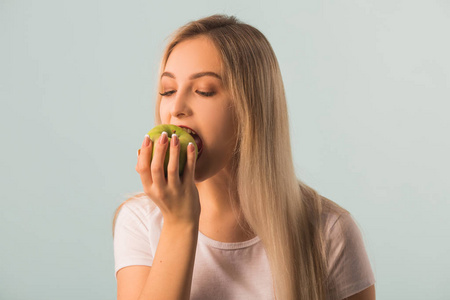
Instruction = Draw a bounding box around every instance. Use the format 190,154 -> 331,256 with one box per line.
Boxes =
113,14 -> 347,300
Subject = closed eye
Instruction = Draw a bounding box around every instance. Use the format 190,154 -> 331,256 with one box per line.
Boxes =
196,90 -> 215,97
159,90 -> 216,97
159,90 -> 175,96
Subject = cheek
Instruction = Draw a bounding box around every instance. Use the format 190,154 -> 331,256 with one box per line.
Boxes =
206,114 -> 236,147
159,104 -> 169,122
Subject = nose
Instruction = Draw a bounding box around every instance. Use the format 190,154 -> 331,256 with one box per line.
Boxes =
170,88 -> 192,118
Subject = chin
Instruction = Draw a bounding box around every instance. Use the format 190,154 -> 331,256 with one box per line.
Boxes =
194,159 -> 233,184
193,167 -> 210,183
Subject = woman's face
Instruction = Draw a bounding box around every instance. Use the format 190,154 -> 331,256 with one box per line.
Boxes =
159,35 -> 236,182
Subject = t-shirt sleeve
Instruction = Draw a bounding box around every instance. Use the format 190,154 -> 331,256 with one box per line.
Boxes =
326,212 -> 376,300
113,203 -> 154,279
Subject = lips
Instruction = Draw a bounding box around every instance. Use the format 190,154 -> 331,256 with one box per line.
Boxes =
177,125 -> 203,159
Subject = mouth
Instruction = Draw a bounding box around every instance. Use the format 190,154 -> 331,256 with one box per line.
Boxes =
177,125 -> 203,159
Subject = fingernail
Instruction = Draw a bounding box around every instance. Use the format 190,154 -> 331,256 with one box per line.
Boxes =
144,134 -> 150,147
159,131 -> 168,144
188,142 -> 195,152
171,134 -> 179,146
137,149 -> 141,157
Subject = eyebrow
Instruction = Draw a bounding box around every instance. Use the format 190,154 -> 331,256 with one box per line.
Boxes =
161,71 -> 222,80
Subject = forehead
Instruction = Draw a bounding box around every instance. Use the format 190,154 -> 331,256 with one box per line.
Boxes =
164,36 -> 223,77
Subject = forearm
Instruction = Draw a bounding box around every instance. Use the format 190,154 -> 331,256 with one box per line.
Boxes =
138,221 -> 199,300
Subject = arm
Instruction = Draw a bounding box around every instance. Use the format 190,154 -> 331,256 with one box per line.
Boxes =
326,212 -> 376,300
117,133 -> 201,300
117,221 -> 198,300
137,221 -> 199,300
344,284 -> 375,300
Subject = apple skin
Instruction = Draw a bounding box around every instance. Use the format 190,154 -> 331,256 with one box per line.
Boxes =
147,124 -> 198,177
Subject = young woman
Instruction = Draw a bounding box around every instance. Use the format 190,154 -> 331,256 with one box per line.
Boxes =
112,14 -> 376,300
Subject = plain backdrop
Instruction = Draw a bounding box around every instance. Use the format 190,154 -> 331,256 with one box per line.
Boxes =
1,0 -> 449,299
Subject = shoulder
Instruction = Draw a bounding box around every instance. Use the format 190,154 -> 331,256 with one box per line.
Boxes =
113,194 -> 162,278
114,193 -> 162,235
320,196 -> 350,233
117,194 -> 159,218
319,197 -> 376,299
320,198 -> 368,256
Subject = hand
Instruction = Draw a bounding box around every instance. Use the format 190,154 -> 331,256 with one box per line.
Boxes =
136,133 -> 201,226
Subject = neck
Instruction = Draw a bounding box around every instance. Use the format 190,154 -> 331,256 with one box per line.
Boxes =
195,167 -> 255,242
196,166 -> 237,212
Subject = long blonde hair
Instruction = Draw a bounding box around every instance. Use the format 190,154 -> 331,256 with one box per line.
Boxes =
113,14 -> 346,300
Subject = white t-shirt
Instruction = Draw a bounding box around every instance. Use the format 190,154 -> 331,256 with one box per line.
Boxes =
113,196 -> 375,300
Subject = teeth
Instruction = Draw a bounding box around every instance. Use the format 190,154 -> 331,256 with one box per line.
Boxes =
181,127 -> 196,135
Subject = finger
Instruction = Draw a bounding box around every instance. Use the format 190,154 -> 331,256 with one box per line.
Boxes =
136,138 -> 147,172
151,131 -> 169,186
167,133 -> 181,186
138,135 -> 153,187
135,149 -> 140,172
182,142 -> 197,183
135,148 -> 141,171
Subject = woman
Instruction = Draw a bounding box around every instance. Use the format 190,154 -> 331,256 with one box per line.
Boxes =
112,14 -> 376,300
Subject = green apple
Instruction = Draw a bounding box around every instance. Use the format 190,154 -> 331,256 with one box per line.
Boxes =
147,124 -> 198,177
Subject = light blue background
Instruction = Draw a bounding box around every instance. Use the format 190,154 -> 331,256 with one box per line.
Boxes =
1,0 -> 449,299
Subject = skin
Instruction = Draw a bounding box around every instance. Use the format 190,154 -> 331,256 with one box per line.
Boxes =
158,35 -> 254,243
122,35 -> 375,300
345,284 -> 376,300
120,35 -> 254,300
